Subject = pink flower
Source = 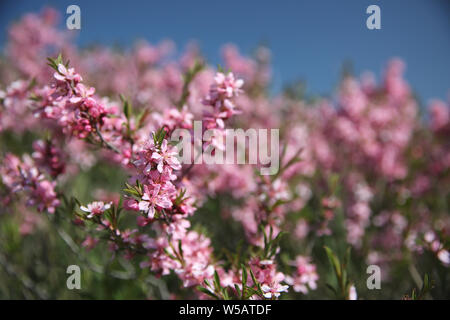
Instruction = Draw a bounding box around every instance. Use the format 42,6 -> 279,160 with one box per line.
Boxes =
32,139 -> 65,178
248,257 -> 288,299
285,256 -> 318,294
173,231 -> 215,288
212,72 -> 244,99
124,198 -> 139,211
261,283 -> 289,299
33,180 -> 60,214
429,100 -> 449,132
138,184 -> 172,218
202,72 -> 244,128
437,250 -> 450,266
80,201 -> 112,218
54,63 -> 82,83
69,83 -> 95,104
82,235 -> 99,251
161,107 -> 194,131
348,285 -> 358,300
152,139 -> 181,173
0,153 -> 60,214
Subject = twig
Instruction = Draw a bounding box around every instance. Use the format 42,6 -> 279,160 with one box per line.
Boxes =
176,61 -> 204,110
49,216 -> 137,280
95,124 -> 121,154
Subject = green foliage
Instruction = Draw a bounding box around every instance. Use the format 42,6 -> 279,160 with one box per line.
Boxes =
46,53 -> 65,72
404,274 -> 434,300
176,60 -> 204,109
152,127 -> 167,148
324,246 -> 353,299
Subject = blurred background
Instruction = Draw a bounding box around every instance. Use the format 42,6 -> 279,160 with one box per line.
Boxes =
1,0 -> 449,102
0,1 -> 449,300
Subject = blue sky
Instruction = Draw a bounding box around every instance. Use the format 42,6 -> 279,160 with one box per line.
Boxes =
1,0 -> 449,103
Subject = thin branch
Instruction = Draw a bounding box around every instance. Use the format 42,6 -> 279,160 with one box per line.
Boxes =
95,124 -> 121,154
49,215 -> 137,280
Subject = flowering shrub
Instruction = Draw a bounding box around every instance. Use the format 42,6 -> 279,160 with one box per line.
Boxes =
0,8 -> 448,300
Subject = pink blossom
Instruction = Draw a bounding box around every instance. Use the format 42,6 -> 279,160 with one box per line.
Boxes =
82,235 -> 99,251
152,139 -> 181,173
285,256 -> 318,294
261,283 -> 289,299
54,63 -> 82,83
80,201 -> 112,218
138,184 -> 172,218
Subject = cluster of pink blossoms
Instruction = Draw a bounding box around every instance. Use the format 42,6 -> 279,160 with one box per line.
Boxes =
31,139 -> 66,178
202,72 -> 244,149
0,80 -> 38,133
126,137 -> 184,220
0,153 -> 60,214
22,56 -> 256,296
285,256 -> 319,294
249,258 -> 289,299
140,229 -> 215,288
123,72 -> 247,291
34,63 -> 108,139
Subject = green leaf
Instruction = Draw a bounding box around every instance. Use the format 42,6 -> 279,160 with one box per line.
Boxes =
152,128 -> 167,147
324,246 -> 341,278
241,264 -> 248,286
260,225 -> 268,255
197,286 -> 219,299
244,287 -> 261,299
118,196 -> 123,210
234,284 -> 241,298
241,264 -> 248,299
123,188 -> 140,197
176,60 -> 204,109
213,270 -> 221,292
249,269 -> 262,292
47,53 -> 65,72
27,78 -> 37,90
178,240 -> 184,259
120,94 -> 132,120
163,248 -> 177,260
137,108 -> 150,129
